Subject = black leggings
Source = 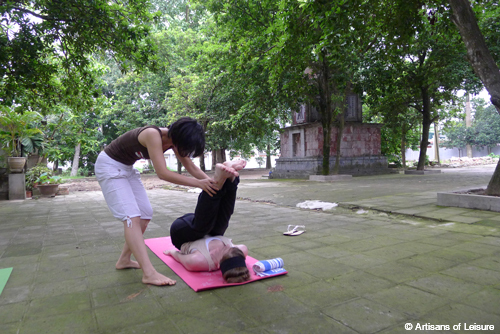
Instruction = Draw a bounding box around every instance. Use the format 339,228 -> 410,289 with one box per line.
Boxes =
170,177 -> 239,249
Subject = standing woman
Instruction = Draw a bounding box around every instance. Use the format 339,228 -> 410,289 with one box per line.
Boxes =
94,117 -> 218,286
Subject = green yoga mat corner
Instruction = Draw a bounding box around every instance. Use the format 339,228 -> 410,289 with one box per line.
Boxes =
0,267 -> 13,296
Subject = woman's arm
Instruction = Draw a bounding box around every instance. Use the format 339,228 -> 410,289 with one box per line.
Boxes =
176,153 -> 210,180
163,250 -> 209,272
140,128 -> 218,195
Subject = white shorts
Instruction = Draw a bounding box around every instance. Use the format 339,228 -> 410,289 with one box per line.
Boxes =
95,151 -> 153,225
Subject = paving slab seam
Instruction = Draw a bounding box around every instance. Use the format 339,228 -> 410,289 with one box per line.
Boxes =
337,202 -> 447,223
239,185 -> 500,227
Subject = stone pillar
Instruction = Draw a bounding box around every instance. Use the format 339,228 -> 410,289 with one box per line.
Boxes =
9,173 -> 26,200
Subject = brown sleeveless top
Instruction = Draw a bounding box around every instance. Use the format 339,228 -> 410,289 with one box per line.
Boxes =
104,125 -> 162,165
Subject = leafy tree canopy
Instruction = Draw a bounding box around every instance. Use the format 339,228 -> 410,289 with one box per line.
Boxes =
473,98 -> 500,149
362,0 -> 482,170
0,0 -> 160,106
442,97 -> 500,150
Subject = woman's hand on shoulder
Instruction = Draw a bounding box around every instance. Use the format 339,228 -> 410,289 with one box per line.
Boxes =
198,178 -> 218,196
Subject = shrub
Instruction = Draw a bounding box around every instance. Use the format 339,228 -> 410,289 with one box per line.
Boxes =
387,154 -> 403,168
25,165 -> 52,191
36,173 -> 62,185
488,153 -> 500,159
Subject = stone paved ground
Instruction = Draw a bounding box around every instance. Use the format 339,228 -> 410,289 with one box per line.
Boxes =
0,165 -> 499,333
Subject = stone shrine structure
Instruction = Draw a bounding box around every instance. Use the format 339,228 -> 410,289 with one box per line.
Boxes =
273,95 -> 389,178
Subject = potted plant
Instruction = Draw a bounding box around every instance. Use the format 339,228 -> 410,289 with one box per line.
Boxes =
0,105 -> 43,173
35,172 -> 62,197
25,164 -> 52,198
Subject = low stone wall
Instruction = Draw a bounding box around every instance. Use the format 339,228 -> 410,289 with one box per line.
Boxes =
440,156 -> 499,168
437,190 -> 500,212
272,155 -> 390,179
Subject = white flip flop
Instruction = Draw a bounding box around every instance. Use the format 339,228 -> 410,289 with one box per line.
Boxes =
283,225 -> 306,236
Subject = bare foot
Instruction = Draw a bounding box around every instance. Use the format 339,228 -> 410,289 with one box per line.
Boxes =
143,271 -> 176,286
116,259 -> 141,270
214,163 -> 239,187
223,160 -> 247,172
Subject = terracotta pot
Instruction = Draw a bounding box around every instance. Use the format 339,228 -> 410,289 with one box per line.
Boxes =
26,190 -> 32,198
8,157 -> 27,173
36,184 -> 59,197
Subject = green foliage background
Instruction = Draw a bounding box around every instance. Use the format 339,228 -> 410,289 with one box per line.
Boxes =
0,0 -> 499,174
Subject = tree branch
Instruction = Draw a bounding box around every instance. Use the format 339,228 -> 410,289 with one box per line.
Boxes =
11,6 -> 69,22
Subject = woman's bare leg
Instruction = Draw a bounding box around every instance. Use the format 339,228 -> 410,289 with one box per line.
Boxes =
116,245 -> 140,269
121,216 -> 176,286
116,219 -> 150,269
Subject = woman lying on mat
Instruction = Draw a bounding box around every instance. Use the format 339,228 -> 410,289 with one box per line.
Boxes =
163,160 -> 251,283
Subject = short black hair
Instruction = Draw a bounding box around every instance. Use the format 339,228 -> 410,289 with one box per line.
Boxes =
168,117 -> 205,158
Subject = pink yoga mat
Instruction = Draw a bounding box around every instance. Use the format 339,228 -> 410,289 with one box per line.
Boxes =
145,237 -> 287,292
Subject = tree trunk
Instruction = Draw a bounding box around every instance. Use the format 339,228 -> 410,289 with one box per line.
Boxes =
448,0 -> 500,195
321,118 -> 331,175
486,163 -> 500,196
401,130 -> 407,170
212,149 -> 226,169
449,0 -> 500,114
177,160 -> 182,174
70,142 -> 81,177
417,87 -> 432,170
266,144 -> 272,169
220,149 -> 226,163
434,122 -> 440,164
318,52 -> 332,176
465,93 -> 473,158
199,154 -> 205,172
466,144 -> 473,158
333,113 -> 344,175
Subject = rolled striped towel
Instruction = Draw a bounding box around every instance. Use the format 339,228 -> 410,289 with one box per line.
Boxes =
253,258 -> 285,277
